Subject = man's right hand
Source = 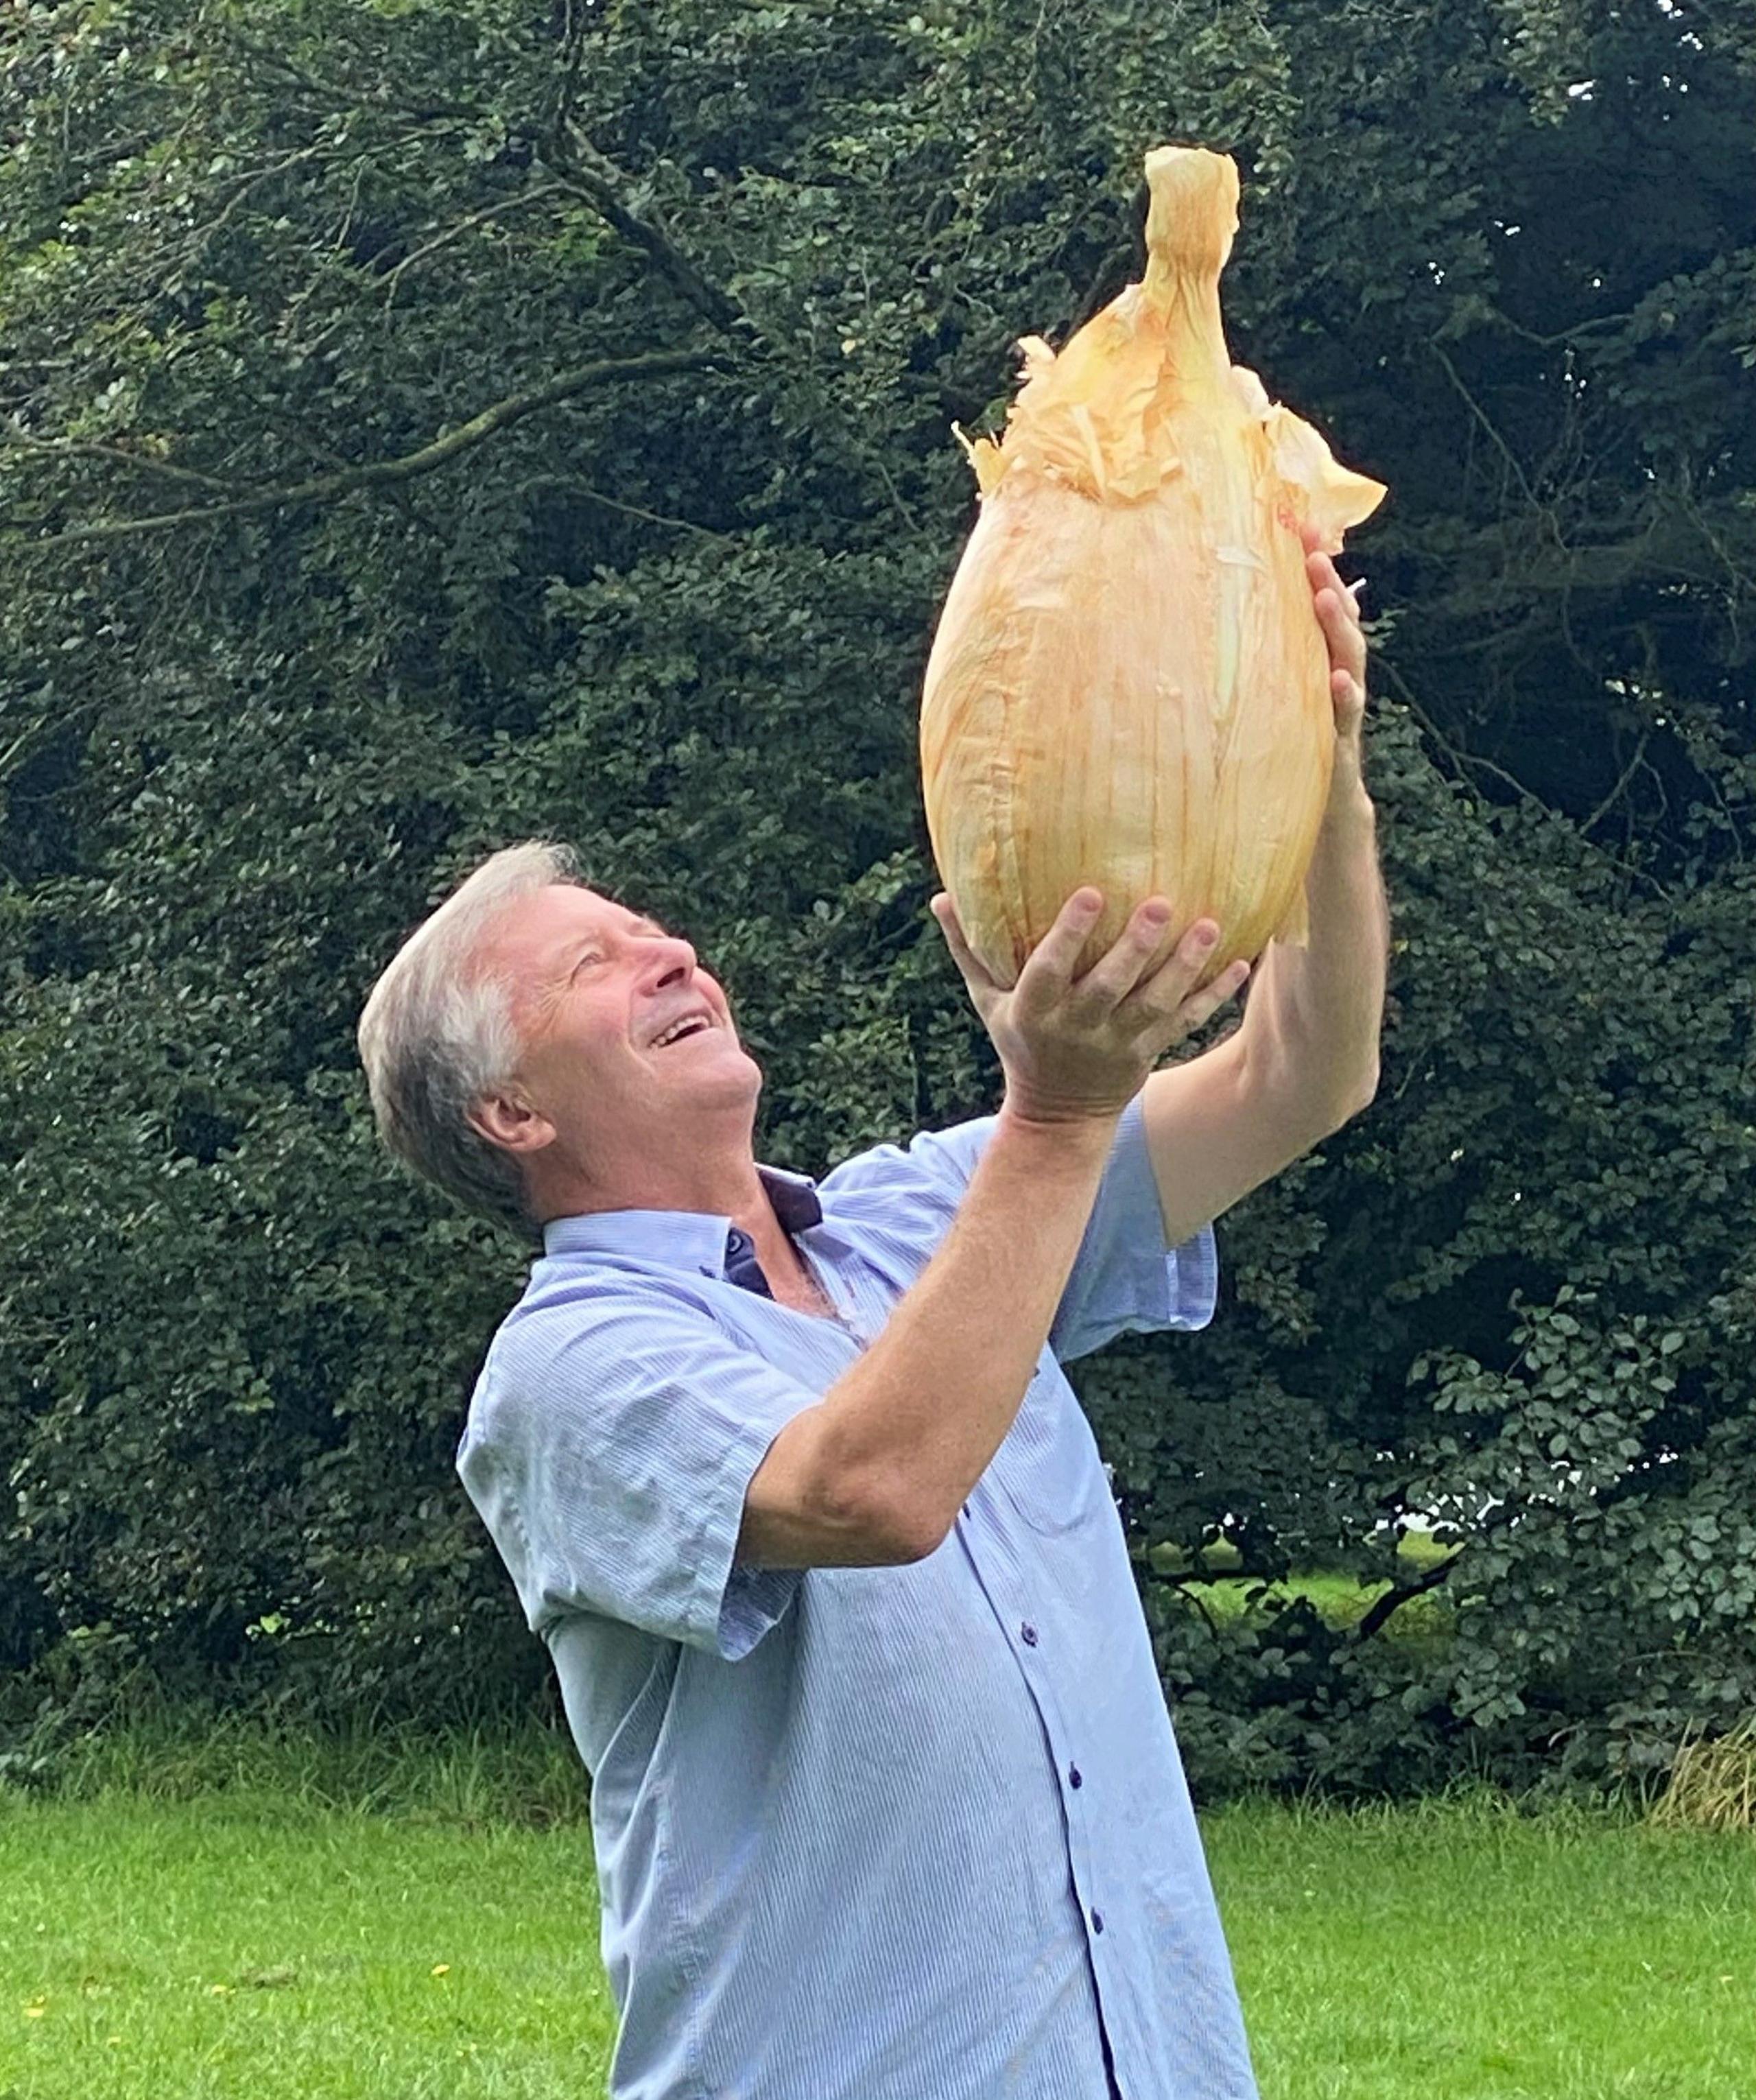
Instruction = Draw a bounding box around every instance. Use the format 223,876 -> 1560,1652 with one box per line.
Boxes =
932,887 -> 1251,1127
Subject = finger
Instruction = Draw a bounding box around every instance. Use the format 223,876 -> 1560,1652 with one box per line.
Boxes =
1309,549 -> 1362,599
1015,887 -> 1104,1006
1178,958 -> 1253,1034
1075,899 -> 1213,1011
931,893 -> 999,997
1119,916 -> 1246,1011
1128,955 -> 1253,1039
1331,665 -> 1367,738
1312,578 -> 1360,637
1314,585 -> 1368,687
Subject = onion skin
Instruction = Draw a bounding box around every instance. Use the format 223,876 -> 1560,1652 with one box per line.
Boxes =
920,145 -> 1386,989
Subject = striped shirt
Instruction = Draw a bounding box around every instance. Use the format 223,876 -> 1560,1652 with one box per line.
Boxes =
456,1094 -> 1259,2100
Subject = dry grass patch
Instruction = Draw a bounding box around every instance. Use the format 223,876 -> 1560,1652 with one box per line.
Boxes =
1652,1715 -> 1756,1834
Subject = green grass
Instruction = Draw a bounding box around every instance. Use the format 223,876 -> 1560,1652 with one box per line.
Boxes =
1192,1568 -> 1458,1639
1146,1534 -> 1463,1638
1208,1795 -> 1756,2100
1147,1566 -> 1451,1639
3,1719 -> 1754,2099
2,1793 -> 615,2099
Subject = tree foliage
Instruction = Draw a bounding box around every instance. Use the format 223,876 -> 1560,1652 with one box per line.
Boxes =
2,0 -> 1753,1789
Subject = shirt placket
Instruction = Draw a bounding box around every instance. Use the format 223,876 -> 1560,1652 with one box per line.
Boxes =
956,1510 -> 1128,2095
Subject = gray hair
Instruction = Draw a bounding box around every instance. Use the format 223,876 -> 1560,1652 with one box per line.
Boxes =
357,840 -> 580,1234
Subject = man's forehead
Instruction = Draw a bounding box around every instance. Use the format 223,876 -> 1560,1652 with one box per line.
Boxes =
490,884 -> 663,960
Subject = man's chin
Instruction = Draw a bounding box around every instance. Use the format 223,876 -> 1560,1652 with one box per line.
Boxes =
650,1036 -> 761,1091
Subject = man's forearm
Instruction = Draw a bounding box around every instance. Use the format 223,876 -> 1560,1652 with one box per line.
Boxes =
814,1107 -> 1115,1548
1239,783 -> 1388,1128
739,1104 -> 1119,1568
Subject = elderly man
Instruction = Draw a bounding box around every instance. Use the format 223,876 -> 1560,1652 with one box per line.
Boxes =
357,538 -> 1386,2100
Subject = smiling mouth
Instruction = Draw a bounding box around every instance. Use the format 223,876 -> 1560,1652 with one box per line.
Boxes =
648,1015 -> 717,1050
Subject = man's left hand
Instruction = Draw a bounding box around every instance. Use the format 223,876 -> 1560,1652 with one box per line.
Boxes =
1301,521 -> 1369,805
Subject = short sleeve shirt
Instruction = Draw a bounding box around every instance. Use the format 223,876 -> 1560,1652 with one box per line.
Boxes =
457,1094 -> 1258,2100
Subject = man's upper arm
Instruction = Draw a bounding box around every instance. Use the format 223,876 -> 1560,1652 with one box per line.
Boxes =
458,1299 -> 819,1662
1047,1093 -> 1219,1362
1141,1029 -> 1338,1245
738,1406 -> 935,1570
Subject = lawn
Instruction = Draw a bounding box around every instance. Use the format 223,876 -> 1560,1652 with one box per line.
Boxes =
2,1721 -> 1752,2099
1213,1796 -> 1756,2100
1152,1531 -> 1463,1640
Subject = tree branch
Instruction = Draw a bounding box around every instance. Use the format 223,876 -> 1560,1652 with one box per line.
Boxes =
542,126 -> 752,340
1479,298 -> 1642,351
1373,652 -> 1670,899
219,32 -> 486,123
1581,726 -> 1652,838
199,144 -> 331,247
1427,335 -> 1543,516
17,349 -> 730,545
1,425 -> 240,495
1375,652 -> 1546,809
379,183 -> 565,311
1351,1549 -> 1461,1643
1065,246 -> 1135,336
1139,1565 -> 1224,1640
545,0 -> 593,159
520,472 -> 733,541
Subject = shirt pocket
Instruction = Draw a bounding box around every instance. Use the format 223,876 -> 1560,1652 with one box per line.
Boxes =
988,1367 -> 1108,1537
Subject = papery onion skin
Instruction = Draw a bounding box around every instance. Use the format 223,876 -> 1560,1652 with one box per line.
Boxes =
920,145 -> 1386,989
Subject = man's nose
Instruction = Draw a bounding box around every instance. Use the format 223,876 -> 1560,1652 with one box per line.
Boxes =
645,934 -> 698,984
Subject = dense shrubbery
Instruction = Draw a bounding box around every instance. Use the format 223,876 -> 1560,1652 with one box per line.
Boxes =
2,0 -> 1753,1791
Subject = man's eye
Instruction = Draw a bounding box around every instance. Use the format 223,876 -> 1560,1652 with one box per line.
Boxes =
572,954 -> 604,975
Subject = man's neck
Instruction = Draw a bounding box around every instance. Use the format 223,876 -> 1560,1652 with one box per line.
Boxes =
533,1133 -> 834,1316
531,1108 -> 769,1224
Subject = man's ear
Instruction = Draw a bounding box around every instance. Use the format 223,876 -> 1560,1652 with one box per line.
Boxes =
466,1088 -> 556,1157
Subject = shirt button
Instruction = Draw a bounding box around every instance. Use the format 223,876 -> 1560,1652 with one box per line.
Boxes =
1069,1765 -> 1083,1789
1019,1623 -> 1039,1647
1091,1910 -> 1105,1934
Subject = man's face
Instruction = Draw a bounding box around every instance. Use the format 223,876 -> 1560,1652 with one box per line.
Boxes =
474,884 -> 760,1171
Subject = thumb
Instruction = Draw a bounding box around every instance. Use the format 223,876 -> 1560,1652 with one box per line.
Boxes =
932,893 -> 997,997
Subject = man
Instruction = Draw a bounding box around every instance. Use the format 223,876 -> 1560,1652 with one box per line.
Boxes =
356,534 -> 1386,2100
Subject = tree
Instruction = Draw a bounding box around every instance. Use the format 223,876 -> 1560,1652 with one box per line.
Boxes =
3,0 -> 1753,1789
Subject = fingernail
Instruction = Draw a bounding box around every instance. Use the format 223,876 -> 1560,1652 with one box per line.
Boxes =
1141,903 -> 1171,928
1195,925 -> 1218,949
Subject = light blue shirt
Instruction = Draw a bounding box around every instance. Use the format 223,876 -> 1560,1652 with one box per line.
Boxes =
457,1095 -> 1258,2100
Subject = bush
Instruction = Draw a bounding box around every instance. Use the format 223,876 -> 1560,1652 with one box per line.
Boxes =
3,0 -> 1753,1792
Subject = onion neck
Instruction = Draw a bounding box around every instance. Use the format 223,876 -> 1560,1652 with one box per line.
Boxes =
1141,266 -> 1233,391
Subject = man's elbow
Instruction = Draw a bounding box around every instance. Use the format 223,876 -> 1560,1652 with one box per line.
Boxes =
1336,1060 -> 1380,1127
1280,1061 -> 1379,1145
811,1459 -> 953,1567
860,1483 -> 953,1566
743,1413 -> 953,1570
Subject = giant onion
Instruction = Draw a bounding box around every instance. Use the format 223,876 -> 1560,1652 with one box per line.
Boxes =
919,145 -> 1387,989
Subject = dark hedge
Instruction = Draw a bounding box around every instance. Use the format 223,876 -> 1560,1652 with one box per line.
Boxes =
2,0 -> 1753,1793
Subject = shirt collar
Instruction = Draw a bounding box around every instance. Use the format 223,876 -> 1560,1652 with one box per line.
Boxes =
541,1164 -> 824,1277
